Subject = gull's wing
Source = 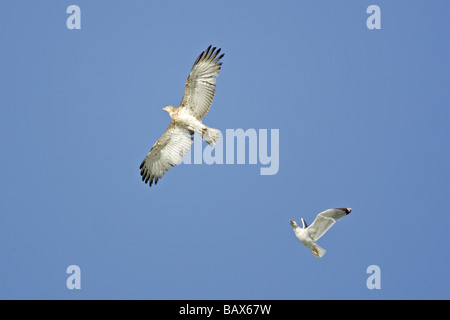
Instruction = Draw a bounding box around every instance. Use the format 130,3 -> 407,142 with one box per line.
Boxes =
179,45 -> 224,120
307,208 -> 351,241
139,122 -> 193,187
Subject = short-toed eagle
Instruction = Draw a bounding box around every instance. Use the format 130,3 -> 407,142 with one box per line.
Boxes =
139,45 -> 224,187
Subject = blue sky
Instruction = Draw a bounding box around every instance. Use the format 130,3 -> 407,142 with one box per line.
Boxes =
0,1 -> 449,299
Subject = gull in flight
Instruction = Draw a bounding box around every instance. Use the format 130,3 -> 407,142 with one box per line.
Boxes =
139,45 -> 224,187
290,208 -> 352,258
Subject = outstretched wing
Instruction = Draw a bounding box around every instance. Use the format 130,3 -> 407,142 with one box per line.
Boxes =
307,208 -> 351,241
139,122 -> 193,187
179,45 -> 224,120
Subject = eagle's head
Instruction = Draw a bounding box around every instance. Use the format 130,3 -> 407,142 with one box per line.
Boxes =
162,105 -> 176,116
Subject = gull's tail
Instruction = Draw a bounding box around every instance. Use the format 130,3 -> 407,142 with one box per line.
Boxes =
312,244 -> 326,258
201,125 -> 220,146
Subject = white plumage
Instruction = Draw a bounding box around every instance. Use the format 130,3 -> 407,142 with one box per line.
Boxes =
139,45 -> 224,187
290,208 -> 352,258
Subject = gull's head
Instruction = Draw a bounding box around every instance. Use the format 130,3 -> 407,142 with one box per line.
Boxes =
289,220 -> 298,228
162,105 -> 176,115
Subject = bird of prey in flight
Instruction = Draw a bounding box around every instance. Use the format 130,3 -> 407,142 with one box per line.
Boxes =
290,208 -> 352,257
139,45 -> 224,187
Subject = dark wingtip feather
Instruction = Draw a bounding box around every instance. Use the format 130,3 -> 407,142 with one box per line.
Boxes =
338,208 -> 352,214
193,45 -> 224,67
210,47 -> 220,61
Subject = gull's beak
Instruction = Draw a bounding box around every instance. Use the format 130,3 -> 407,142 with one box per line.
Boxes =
289,220 -> 294,225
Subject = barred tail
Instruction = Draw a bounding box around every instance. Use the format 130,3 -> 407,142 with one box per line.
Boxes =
201,126 -> 220,146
